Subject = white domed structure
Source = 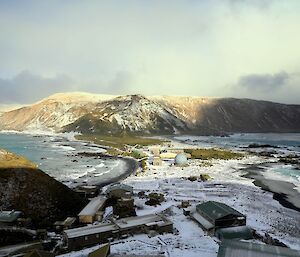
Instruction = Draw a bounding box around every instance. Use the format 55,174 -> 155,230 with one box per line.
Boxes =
174,153 -> 188,166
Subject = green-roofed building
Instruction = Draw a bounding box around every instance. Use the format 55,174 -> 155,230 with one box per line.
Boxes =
195,201 -> 246,230
217,240 -> 300,257
215,226 -> 253,240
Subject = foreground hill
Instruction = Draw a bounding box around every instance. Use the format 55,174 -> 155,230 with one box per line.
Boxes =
0,149 -> 37,169
0,150 -> 86,227
0,92 -> 299,134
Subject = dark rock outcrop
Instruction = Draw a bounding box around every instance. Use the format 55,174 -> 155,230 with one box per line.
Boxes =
0,168 -> 87,228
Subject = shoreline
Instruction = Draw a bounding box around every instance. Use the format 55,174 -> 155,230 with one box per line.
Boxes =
75,152 -> 139,187
0,132 -> 139,189
170,134 -> 299,214
2,131 -> 300,212
96,156 -> 138,187
242,165 -> 300,212
69,136 -> 140,187
77,134 -> 300,212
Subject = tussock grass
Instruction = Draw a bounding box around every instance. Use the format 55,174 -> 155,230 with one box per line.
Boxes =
106,148 -> 147,158
0,149 -> 37,169
184,148 -> 243,160
75,134 -> 164,149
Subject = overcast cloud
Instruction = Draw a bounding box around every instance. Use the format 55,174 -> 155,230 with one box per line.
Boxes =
232,71 -> 300,104
0,0 -> 300,104
0,71 -> 75,103
238,72 -> 289,92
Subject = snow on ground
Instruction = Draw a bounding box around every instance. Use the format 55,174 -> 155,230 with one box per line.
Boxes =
59,141 -> 300,257
127,159 -> 299,244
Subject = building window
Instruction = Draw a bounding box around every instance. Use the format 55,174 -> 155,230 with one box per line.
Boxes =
85,236 -> 88,241
96,234 -> 99,238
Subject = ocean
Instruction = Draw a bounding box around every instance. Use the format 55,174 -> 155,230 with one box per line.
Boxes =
0,133 -> 130,187
175,133 -> 300,150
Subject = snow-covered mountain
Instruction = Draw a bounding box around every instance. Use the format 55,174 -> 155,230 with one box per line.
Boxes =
0,92 -> 300,134
153,96 -> 300,134
64,94 -> 189,135
0,104 -> 26,115
0,92 -> 115,132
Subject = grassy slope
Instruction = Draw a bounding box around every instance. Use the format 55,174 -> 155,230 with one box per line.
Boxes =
0,149 -> 37,169
76,135 -> 243,160
75,134 -> 165,149
184,148 -> 244,160
75,134 -> 164,173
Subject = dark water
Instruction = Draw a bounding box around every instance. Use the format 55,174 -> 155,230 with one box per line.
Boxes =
175,133 -> 300,150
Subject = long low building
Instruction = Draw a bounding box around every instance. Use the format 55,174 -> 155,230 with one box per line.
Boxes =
78,196 -> 107,224
114,214 -> 173,234
63,214 -> 173,251
64,223 -> 119,251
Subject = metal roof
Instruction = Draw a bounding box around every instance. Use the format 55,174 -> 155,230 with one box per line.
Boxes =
105,183 -> 133,194
190,211 -> 214,230
0,210 -> 22,223
64,214 -> 172,239
63,217 -> 76,226
78,196 -> 107,216
88,243 -> 110,257
215,226 -> 253,240
113,214 -> 170,230
110,255 -> 165,257
217,240 -> 300,257
196,201 -> 245,221
64,223 -> 118,239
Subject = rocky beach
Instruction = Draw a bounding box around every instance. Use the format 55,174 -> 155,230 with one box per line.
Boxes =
0,132 -> 139,188
243,164 -> 300,212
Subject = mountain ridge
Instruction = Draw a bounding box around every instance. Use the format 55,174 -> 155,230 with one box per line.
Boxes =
0,92 -> 299,135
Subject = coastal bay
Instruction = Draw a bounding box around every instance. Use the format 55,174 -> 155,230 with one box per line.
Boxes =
0,132 -> 138,188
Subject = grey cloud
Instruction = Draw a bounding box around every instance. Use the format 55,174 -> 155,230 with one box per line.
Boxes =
0,1 -> 299,104
75,70 -> 134,96
237,71 -> 289,92
108,71 -> 133,94
0,70 -> 136,104
230,71 -> 300,104
0,71 -> 76,104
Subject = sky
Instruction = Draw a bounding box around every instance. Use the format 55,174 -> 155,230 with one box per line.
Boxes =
0,0 -> 300,104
